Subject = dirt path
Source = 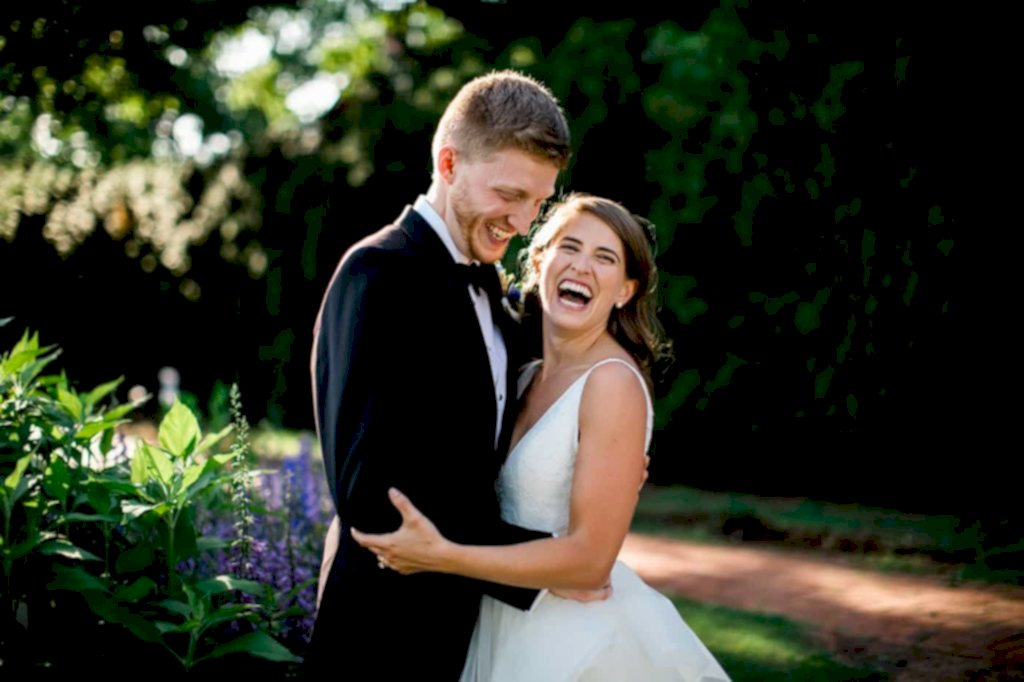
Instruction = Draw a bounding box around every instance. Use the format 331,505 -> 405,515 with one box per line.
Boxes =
619,533 -> 1024,681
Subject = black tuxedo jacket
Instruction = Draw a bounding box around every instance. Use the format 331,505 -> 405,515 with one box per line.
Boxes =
303,206 -> 547,678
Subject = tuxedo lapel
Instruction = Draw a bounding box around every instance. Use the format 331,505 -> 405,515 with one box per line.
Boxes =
397,207 -> 501,450
494,302 -> 523,459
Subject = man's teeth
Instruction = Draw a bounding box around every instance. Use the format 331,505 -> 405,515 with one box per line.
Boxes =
487,223 -> 514,241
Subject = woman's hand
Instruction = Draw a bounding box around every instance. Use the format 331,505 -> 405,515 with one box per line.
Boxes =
351,488 -> 450,575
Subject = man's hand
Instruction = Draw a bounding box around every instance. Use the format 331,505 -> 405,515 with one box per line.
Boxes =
550,582 -> 613,603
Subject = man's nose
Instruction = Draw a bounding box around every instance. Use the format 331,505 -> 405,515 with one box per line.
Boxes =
509,202 -> 536,236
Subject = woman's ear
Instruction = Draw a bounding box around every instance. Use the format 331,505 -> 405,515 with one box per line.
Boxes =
617,279 -> 638,309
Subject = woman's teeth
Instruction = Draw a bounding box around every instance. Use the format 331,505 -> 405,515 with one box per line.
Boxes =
557,280 -> 592,308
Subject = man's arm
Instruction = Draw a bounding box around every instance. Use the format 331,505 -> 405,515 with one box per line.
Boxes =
352,363 -> 648,592
315,247 -> 546,609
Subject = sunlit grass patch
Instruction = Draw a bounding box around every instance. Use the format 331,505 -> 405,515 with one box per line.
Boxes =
673,597 -> 887,681
634,485 -> 1023,585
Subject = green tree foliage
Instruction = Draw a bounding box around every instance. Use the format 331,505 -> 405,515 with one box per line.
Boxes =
1,2 -> 975,512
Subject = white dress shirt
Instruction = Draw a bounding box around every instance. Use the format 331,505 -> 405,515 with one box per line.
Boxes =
413,196 -> 548,612
414,196 -> 508,448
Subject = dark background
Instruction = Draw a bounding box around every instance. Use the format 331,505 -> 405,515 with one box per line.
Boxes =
2,2 -> 996,518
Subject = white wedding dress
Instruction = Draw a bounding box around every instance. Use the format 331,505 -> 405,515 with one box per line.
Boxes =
460,358 -> 731,682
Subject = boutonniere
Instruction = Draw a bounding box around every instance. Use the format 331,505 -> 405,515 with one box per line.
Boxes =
495,263 -> 524,323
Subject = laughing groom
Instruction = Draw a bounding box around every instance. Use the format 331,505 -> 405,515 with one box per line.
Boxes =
304,70 -> 576,678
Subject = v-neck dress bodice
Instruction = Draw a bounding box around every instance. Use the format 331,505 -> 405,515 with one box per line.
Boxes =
496,358 -> 652,536
460,358 -> 731,682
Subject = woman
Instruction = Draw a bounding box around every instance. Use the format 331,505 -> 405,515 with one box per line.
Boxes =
353,194 -> 730,681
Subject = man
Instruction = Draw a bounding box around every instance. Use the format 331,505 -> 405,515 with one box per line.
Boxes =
305,70 -> 577,678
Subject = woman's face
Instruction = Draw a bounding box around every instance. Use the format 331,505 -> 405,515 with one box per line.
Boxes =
536,210 -> 637,334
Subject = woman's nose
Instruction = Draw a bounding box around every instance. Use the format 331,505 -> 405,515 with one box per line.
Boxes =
569,253 -> 592,273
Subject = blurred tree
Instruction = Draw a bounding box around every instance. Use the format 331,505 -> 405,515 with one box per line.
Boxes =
1,0 -> 480,423
1,1 -> 981,515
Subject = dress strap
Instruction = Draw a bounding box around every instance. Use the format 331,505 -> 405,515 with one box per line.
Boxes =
580,358 -> 654,451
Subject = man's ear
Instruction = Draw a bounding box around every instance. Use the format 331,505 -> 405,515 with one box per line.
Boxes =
437,146 -> 457,183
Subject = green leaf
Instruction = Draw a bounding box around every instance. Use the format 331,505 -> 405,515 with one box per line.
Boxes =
114,576 -> 157,602
130,442 -> 152,485
122,500 -> 159,519
43,455 -> 72,504
180,461 -> 207,493
154,620 -> 179,634
274,605 -> 309,619
173,509 -> 198,559
5,533 -> 45,560
105,400 -> 145,421
182,458 -> 233,499
147,445 -> 174,486
121,616 -> 164,644
4,453 -> 32,492
202,631 -> 300,663
66,511 -> 121,523
85,377 -> 123,411
2,454 -> 33,512
131,441 -> 172,486
48,565 -> 109,593
90,476 -> 139,497
83,591 -> 163,643
197,535 -> 230,552
75,421 -> 115,441
157,598 -> 192,618
85,483 -> 114,514
181,582 -> 206,620
196,575 -> 265,596
278,576 -> 318,604
115,543 -> 155,573
57,386 -> 84,422
38,539 -> 102,561
99,426 -> 116,455
199,603 -> 261,631
159,401 -> 200,457
196,424 -> 233,454
1,335 -> 56,378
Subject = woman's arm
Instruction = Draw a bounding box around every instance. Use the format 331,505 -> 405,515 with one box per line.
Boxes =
352,362 -> 648,591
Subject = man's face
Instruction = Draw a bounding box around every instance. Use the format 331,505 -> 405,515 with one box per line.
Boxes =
446,148 -> 560,264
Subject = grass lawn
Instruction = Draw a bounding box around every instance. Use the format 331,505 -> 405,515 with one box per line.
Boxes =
633,484 -> 1024,586
674,597 -> 888,681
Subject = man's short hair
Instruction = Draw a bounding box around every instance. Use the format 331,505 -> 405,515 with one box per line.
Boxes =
432,70 -> 571,170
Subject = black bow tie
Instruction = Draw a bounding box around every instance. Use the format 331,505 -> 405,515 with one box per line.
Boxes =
455,262 -> 503,301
